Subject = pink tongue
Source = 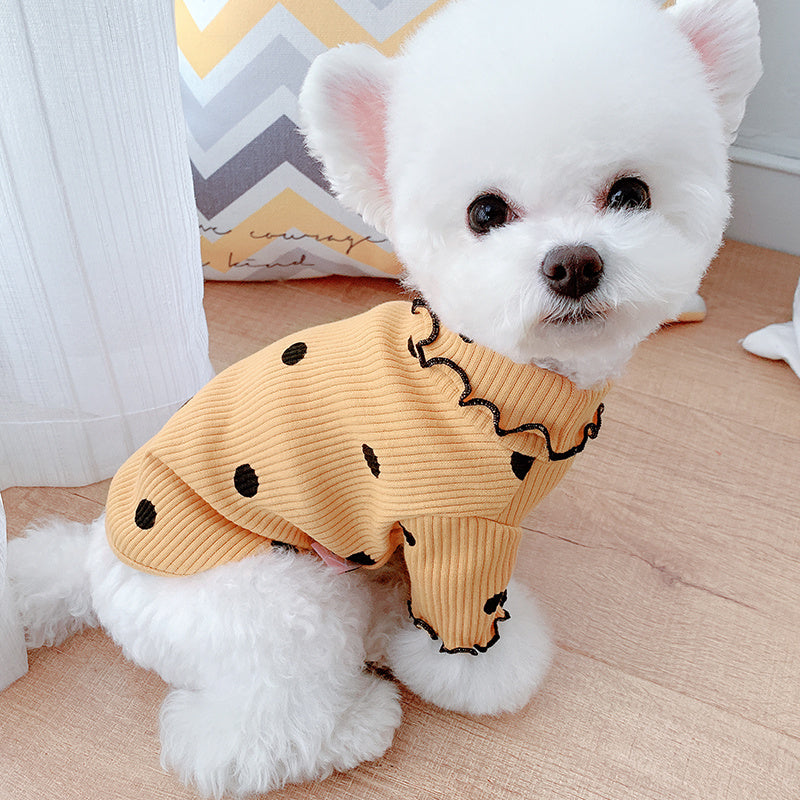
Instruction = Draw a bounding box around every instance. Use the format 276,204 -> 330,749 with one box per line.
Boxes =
310,542 -> 362,574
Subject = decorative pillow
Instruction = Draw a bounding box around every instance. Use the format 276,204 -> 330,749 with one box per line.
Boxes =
176,0 -> 451,281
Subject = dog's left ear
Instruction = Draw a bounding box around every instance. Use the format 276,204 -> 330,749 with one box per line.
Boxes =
299,44 -> 395,235
667,0 -> 762,142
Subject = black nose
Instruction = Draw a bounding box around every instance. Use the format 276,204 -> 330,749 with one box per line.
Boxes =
541,244 -> 604,299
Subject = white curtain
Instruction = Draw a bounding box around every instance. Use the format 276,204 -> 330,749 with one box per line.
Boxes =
0,0 -> 214,487
0,0 -> 215,686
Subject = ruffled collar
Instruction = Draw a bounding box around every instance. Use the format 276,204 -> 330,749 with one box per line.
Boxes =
407,300 -> 610,459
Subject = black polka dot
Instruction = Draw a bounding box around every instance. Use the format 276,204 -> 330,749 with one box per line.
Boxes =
483,590 -> 508,615
459,333 -> 474,344
234,464 -> 259,497
400,524 -> 416,547
134,499 -> 157,530
362,444 -> 381,478
511,451 -> 535,480
281,342 -> 307,366
347,551 -> 376,566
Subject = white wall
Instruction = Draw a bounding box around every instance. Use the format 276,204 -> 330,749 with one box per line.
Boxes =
726,0 -> 800,256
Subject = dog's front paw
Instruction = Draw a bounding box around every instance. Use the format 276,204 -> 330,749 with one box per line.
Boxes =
386,580 -> 553,715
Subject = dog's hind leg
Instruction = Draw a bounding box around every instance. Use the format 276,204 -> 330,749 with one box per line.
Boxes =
7,517 -> 99,649
86,530 -> 402,797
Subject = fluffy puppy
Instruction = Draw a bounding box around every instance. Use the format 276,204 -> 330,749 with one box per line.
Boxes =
9,0 -> 760,796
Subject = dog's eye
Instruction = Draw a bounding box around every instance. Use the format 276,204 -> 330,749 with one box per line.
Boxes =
467,194 -> 513,235
605,177 -> 651,212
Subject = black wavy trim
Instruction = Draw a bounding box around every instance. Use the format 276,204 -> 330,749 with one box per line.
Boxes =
409,299 -> 603,461
407,601 -> 510,656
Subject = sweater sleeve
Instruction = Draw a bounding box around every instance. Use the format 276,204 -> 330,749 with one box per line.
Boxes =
397,516 -> 522,654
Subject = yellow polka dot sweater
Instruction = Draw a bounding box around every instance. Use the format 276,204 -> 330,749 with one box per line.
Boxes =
106,301 -> 609,655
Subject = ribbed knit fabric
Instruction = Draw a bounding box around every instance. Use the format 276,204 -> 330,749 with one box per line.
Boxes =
106,301 -> 609,654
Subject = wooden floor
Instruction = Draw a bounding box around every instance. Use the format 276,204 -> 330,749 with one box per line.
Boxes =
2,239 -> 799,800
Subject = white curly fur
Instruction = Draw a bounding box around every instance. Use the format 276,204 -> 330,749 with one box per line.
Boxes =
7,519 -> 98,648
8,0 -> 761,795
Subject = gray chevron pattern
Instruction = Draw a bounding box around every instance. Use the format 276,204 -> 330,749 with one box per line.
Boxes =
181,37 -> 310,152
191,116 -> 326,219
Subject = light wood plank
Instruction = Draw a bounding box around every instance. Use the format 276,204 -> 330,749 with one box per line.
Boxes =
1,483 -> 109,539
205,276 -> 404,371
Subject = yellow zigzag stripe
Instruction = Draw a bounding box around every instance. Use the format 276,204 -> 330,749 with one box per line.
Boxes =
177,0 -> 452,78
201,189 -> 401,275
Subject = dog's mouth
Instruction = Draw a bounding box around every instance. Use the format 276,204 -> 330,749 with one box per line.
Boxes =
541,302 -> 612,327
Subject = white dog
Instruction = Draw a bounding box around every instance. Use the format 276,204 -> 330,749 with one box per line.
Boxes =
9,0 -> 760,796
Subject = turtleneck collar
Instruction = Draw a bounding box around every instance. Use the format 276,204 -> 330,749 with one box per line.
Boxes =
407,299 -> 610,458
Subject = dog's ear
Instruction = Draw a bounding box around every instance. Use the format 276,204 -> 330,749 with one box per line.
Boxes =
299,44 -> 394,234
667,0 -> 762,141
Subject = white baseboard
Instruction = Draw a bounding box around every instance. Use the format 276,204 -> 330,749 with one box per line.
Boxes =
726,146 -> 800,257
